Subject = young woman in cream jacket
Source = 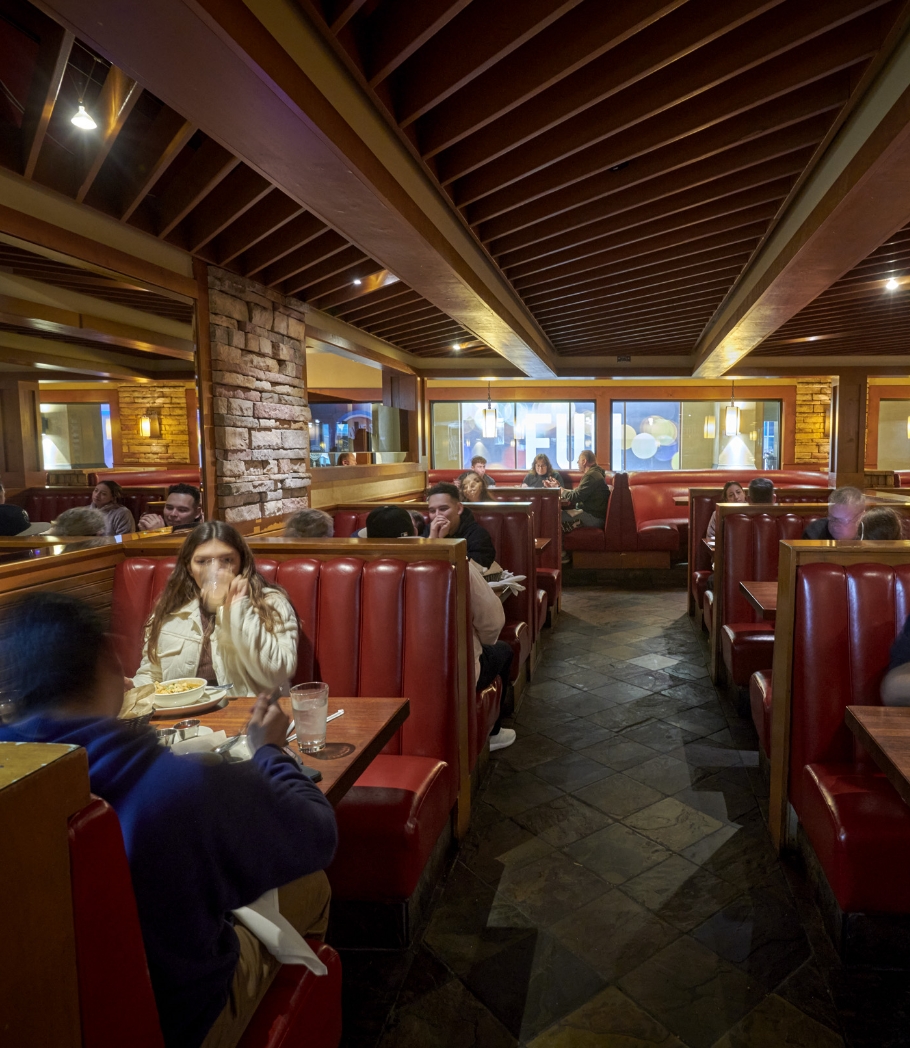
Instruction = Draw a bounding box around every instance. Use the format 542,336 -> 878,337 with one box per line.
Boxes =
130,522 -> 298,695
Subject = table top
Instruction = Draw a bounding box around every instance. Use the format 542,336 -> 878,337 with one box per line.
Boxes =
157,695 -> 409,806
739,580 -> 777,619
674,496 -> 689,505
846,706 -> 910,808
535,537 -> 551,551
702,538 -> 715,552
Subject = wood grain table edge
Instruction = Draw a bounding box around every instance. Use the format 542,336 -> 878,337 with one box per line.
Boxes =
845,705 -> 910,808
322,699 -> 410,805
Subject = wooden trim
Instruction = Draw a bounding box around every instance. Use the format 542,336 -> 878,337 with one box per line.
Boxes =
768,540 -> 910,852
0,203 -> 197,300
193,259 -> 218,523
185,387 -> 200,472
865,384 -> 910,469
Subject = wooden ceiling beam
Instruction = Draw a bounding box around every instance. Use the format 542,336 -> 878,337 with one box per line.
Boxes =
494,154 -> 807,266
240,211 -> 327,275
417,0 -> 688,159
326,0 -> 370,32
20,21 -> 74,180
296,260 -> 390,303
439,0 -> 787,183
156,138 -> 240,237
543,290 -> 730,334
397,327 -> 466,351
336,287 -> 422,323
453,22 -> 879,209
257,230 -> 349,287
392,0 -> 585,124
311,269 -> 401,311
366,306 -> 443,338
0,309 -> 194,360
120,108 -> 195,221
75,66 -> 143,204
361,0 -> 472,86
467,84 -> 844,229
546,307 -> 720,344
211,191 -> 304,265
282,245 -> 368,295
180,166 -> 273,252
504,181 -> 791,280
512,210 -> 776,293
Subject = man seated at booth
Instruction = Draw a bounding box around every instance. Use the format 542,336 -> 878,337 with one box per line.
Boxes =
747,476 -> 775,504
367,505 -> 515,751
285,509 -> 334,538
802,486 -> 865,540
458,454 -> 496,487
49,506 -> 106,536
0,504 -> 51,537
139,484 -> 204,532
0,592 -> 337,1048
558,450 -> 609,529
338,452 -> 356,466
423,482 -> 497,569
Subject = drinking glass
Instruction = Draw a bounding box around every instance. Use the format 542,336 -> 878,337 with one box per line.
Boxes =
290,682 -> 329,753
201,561 -> 232,611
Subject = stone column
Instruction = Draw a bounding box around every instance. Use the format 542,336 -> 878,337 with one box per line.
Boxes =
830,370 -> 868,489
204,267 -> 311,524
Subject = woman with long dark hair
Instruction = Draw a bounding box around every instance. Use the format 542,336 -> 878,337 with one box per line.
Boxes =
91,480 -> 136,535
131,521 -> 298,694
521,453 -> 569,489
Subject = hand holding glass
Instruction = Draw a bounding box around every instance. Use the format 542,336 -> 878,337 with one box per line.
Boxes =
290,682 -> 329,753
200,560 -> 233,611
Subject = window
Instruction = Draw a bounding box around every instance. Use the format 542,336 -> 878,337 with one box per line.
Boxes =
877,400 -> 910,469
431,401 -> 595,470
40,403 -> 113,469
611,400 -> 781,472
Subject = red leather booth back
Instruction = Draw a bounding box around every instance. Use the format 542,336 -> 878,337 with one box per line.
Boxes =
112,556 -> 464,805
467,505 -> 536,637
494,487 -> 562,571
790,563 -> 910,811
69,798 -> 165,1048
10,487 -> 157,524
87,469 -> 202,488
722,513 -> 823,625
427,469 -> 598,489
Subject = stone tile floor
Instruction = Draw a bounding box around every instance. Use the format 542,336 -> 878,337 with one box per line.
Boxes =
340,580 -> 910,1047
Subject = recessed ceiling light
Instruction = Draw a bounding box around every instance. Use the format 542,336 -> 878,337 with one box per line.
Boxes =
71,105 -> 97,130
452,343 -> 461,351
352,278 -> 362,286
886,277 -> 900,290
808,336 -> 820,341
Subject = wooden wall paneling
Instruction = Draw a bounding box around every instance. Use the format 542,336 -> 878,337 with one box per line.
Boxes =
192,258 -> 218,523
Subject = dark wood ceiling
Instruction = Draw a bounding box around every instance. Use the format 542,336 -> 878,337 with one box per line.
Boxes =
0,0 -> 494,360
754,221 -> 910,356
302,0 -> 909,359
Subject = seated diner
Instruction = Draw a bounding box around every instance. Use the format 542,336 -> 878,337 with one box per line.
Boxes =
459,470 -> 493,503
49,506 -> 106,536
802,486 -> 866,539
92,480 -> 136,536
285,508 -> 335,538
522,453 -> 569,489
423,482 -> 498,568
705,479 -> 747,540
139,484 -> 204,532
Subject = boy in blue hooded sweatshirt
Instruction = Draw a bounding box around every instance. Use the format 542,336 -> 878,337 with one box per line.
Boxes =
0,593 -> 337,1048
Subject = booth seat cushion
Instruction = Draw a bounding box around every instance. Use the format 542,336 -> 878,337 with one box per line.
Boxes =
721,623 -> 776,687
327,755 -> 450,901
474,681 -> 501,762
703,590 -> 714,634
636,523 -> 679,552
236,943 -> 342,1048
501,621 -> 530,682
750,670 -> 773,758
800,763 -> 910,913
563,526 -> 605,551
693,570 -> 711,609
537,567 -> 560,607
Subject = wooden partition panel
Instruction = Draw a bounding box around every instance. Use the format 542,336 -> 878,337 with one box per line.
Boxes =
769,540 -> 910,852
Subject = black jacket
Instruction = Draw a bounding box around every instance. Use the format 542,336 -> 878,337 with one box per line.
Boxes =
424,506 -> 497,568
563,464 -> 610,521
523,470 -> 569,489
801,519 -> 834,540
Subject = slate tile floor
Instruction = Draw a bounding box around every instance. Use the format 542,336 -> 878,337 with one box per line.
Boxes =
340,581 -> 910,1048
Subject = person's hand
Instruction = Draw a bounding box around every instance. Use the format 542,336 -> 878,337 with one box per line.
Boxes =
227,575 -> 249,605
246,692 -> 290,752
123,677 -> 134,691
139,513 -> 166,530
543,477 -> 559,488
200,566 -> 234,611
429,515 -> 451,539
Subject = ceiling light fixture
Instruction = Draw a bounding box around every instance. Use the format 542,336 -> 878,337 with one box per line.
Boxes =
482,380 -> 497,439
352,278 -> 362,286
452,342 -> 461,351
886,277 -> 900,290
71,53 -> 99,130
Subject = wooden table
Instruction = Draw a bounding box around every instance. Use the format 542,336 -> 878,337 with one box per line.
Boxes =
674,496 -> 689,506
702,538 -> 715,555
535,537 -> 551,552
846,706 -> 910,808
157,696 -> 409,806
739,581 -> 777,620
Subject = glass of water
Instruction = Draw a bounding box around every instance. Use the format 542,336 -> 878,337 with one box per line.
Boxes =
290,682 -> 329,753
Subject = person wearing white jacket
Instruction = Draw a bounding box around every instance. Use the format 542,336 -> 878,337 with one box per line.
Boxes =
131,522 -> 298,696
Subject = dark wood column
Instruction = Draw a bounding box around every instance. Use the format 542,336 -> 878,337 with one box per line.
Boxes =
0,378 -> 45,488
829,369 -> 868,489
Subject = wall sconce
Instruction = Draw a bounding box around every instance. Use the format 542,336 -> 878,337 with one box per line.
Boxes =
703,415 -> 716,439
138,410 -> 161,439
824,408 -> 832,440
906,415 -> 910,440
749,429 -> 758,442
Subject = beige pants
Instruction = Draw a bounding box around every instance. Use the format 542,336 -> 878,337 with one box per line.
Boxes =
200,871 -> 331,1048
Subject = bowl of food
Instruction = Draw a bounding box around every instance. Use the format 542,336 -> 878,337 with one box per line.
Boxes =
153,678 -> 207,708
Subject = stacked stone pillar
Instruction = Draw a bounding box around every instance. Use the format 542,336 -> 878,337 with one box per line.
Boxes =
205,267 -> 311,523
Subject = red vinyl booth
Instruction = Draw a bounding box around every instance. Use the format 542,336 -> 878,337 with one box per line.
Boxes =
69,797 -> 341,1048
111,556 -> 462,908
716,511 -> 824,687
750,669 -> 773,759
789,562 -> 910,916
427,469 -> 592,488
494,486 -> 562,614
9,487 -> 160,525
87,469 -> 202,488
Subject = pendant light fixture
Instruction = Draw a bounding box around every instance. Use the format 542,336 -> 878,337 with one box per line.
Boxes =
703,415 -> 716,439
482,381 -> 497,439
724,379 -> 740,437
906,415 -> 910,440
71,53 -> 99,130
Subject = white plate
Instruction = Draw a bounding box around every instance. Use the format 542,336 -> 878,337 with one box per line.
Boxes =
152,689 -> 228,718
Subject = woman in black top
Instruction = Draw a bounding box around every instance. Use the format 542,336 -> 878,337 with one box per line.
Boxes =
522,454 -> 569,489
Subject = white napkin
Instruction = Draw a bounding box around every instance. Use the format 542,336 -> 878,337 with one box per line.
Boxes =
171,729 -> 226,755
232,889 -> 327,974
488,571 -> 527,597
